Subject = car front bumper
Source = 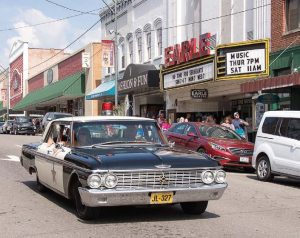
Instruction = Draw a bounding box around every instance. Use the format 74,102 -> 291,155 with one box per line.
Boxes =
78,183 -> 228,207
17,128 -> 35,134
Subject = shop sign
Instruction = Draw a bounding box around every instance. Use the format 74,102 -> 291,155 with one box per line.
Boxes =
82,52 -> 90,68
163,61 -> 214,89
216,39 -> 269,80
102,40 -> 114,68
191,89 -> 208,99
118,73 -> 148,92
164,33 -> 212,68
232,98 -> 252,106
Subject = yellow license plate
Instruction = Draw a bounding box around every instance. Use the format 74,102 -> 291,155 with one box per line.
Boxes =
150,192 -> 173,204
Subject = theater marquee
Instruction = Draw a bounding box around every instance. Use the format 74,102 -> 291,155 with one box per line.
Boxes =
216,39 -> 269,80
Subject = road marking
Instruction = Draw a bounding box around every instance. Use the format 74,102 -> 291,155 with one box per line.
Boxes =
0,155 -> 20,162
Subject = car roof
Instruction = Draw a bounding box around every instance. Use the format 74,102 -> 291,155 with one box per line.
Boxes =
52,116 -> 155,122
263,111 -> 300,118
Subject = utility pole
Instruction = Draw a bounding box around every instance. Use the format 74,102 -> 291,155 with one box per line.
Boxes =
114,0 -> 119,107
100,0 -> 119,107
0,64 -> 9,120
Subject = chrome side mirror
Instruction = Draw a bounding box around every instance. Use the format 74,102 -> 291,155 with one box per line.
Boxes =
168,141 -> 175,148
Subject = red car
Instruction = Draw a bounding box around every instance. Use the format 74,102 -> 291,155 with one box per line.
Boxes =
165,122 -> 254,171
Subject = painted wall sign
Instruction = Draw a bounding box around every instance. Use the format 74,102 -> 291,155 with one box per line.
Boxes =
82,52 -> 90,68
164,33 -> 212,68
163,61 -> 214,89
102,40 -> 114,68
191,89 -> 208,99
216,39 -> 269,80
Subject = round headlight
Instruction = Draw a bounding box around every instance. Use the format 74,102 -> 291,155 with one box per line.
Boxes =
201,170 -> 215,184
87,174 -> 102,188
215,170 -> 226,183
104,173 -> 118,188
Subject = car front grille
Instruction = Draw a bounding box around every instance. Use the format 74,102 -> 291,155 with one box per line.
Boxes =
113,169 -> 205,190
228,148 -> 253,156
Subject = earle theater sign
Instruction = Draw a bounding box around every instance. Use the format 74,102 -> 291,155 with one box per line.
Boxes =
164,33 -> 212,68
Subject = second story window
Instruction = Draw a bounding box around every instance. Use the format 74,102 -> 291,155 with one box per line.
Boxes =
146,32 -> 151,60
137,36 -> 142,63
286,0 -> 300,31
157,28 -> 162,56
121,44 -> 125,69
128,40 -> 133,64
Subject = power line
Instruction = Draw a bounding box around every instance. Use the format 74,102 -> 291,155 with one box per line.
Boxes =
28,18 -> 102,71
45,0 -> 99,16
0,7 -> 102,32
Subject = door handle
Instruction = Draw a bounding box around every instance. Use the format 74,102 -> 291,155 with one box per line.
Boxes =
291,144 -> 298,150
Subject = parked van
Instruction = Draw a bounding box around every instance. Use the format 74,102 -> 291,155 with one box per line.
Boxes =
252,111 -> 300,181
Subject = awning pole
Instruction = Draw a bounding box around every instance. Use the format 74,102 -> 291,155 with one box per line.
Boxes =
114,0 -> 119,107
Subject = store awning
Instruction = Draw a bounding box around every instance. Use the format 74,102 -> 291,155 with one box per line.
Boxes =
0,101 -> 3,110
13,71 -> 85,111
241,72 -> 300,93
86,80 -> 115,100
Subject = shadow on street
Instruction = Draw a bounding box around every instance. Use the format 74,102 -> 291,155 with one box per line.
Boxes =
246,175 -> 300,188
22,180 -> 220,224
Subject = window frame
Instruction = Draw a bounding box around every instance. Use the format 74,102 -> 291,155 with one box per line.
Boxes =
285,0 -> 300,32
146,32 -> 151,60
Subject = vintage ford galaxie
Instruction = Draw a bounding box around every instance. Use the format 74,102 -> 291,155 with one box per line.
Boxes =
20,116 -> 227,220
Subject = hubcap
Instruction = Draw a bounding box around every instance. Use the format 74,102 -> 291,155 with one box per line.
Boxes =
257,160 -> 268,178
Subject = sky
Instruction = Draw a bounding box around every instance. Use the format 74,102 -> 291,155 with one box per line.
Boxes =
0,0 -> 107,69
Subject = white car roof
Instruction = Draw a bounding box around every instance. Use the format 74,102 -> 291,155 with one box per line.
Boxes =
52,116 -> 155,122
263,111 -> 300,118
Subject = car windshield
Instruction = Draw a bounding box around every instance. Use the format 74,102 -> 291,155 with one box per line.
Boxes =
73,120 -> 167,147
198,125 -> 241,140
18,117 -> 32,123
54,114 -> 72,119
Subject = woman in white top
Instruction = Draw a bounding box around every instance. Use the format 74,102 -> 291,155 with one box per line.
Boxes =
221,116 -> 235,130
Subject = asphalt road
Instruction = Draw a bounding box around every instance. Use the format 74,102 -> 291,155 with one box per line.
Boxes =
0,134 -> 299,238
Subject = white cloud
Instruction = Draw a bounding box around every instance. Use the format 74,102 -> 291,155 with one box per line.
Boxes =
6,8 -> 69,54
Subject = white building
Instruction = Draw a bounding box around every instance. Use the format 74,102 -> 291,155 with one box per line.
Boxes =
94,0 -> 270,120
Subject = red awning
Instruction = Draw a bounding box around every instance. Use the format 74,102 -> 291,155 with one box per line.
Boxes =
241,73 -> 300,93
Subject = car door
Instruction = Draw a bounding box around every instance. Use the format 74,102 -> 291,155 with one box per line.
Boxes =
36,122 -> 71,193
167,123 -> 187,149
280,118 -> 300,176
182,124 -> 200,151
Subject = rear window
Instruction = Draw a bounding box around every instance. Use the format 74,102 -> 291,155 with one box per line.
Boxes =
54,114 -> 72,119
262,117 -> 279,135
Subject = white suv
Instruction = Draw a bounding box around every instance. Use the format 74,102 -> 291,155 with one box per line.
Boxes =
252,111 -> 300,181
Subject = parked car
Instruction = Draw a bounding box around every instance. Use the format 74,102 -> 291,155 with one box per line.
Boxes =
165,122 -> 254,171
11,117 -> 35,135
0,122 -> 4,133
2,120 -> 14,134
252,111 -> 300,182
20,116 -> 227,220
41,112 -> 73,131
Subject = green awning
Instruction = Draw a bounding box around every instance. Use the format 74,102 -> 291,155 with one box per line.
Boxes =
270,52 -> 292,70
14,71 -> 85,110
0,101 -> 3,110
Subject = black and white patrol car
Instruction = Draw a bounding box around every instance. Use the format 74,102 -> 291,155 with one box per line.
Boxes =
20,116 -> 227,220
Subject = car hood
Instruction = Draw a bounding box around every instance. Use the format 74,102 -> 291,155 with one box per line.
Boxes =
71,146 -> 218,170
206,137 -> 254,149
19,122 -> 33,127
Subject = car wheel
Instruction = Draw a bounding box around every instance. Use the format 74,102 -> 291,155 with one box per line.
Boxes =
72,180 -> 96,220
180,201 -> 208,215
197,148 -> 206,154
256,155 -> 274,182
36,175 -> 46,192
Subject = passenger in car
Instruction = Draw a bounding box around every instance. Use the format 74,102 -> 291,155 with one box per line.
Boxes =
76,128 -> 92,146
